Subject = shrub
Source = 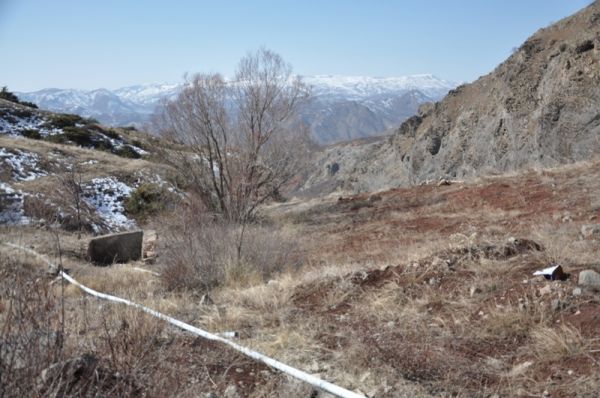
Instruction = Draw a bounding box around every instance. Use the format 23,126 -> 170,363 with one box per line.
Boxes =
0,86 -> 19,102
131,139 -> 145,149
349,199 -> 373,211
160,207 -> 304,292
63,126 -> 95,146
113,145 -> 141,159
96,139 -> 114,152
44,133 -> 68,144
21,129 -> 41,139
19,101 -> 38,109
104,128 -> 121,140
9,107 -> 33,118
0,86 -> 37,108
48,113 -> 84,129
0,254 -> 65,396
124,183 -> 167,220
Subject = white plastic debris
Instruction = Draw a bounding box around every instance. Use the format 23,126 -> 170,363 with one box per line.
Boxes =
533,265 -> 566,281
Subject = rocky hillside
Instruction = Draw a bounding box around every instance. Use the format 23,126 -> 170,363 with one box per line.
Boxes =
299,1 -> 600,194
0,98 -> 179,233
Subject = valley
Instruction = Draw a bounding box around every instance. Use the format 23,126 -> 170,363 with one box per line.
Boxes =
2,1 -> 600,397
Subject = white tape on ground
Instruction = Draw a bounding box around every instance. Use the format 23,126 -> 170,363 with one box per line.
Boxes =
3,242 -> 366,398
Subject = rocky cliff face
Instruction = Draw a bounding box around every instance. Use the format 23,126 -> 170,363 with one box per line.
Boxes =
396,1 -> 600,182
299,1 -> 600,195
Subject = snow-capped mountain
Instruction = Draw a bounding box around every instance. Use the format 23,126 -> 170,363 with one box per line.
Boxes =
304,74 -> 454,100
18,75 -> 456,144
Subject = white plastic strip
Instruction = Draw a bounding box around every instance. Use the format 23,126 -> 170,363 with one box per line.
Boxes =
3,242 -> 365,398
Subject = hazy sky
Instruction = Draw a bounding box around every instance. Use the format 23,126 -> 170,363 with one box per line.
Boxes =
0,0 -> 592,91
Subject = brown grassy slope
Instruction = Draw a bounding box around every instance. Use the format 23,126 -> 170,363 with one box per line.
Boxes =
254,160 -> 600,396
2,158 -> 600,397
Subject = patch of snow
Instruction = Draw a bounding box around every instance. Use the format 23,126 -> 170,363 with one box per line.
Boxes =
99,134 -> 148,156
0,113 -> 63,137
83,177 -> 136,231
0,182 -> 29,225
0,147 -> 48,181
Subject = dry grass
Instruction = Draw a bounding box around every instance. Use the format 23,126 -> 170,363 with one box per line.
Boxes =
3,158 -> 600,396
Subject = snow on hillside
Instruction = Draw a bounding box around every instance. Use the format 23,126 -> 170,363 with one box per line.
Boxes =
0,112 -> 62,137
0,182 -> 28,225
83,177 -> 136,232
0,148 -> 48,181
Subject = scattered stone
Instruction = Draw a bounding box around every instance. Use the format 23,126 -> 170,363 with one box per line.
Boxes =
578,270 -> 600,291
539,285 -> 553,296
437,178 -> 451,186
572,287 -> 582,296
39,354 -> 98,388
307,361 -> 321,373
580,224 -> 600,239
470,286 -> 482,297
428,277 -> 439,286
224,385 -> 239,398
37,354 -> 135,396
87,230 -> 143,265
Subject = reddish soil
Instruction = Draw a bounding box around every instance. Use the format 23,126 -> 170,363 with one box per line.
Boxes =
285,161 -> 600,396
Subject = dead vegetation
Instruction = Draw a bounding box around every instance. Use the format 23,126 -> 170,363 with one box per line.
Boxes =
2,158 -> 600,397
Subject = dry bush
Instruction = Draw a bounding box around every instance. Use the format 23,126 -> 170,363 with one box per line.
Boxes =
159,204 -> 306,293
531,324 -> 591,362
0,254 -> 64,397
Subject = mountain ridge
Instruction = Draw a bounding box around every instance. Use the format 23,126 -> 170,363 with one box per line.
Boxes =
17,75 -> 456,144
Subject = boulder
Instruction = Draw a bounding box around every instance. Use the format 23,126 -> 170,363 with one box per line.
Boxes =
87,230 -> 143,265
580,224 -> 600,239
578,270 -> 600,291
38,354 -> 138,396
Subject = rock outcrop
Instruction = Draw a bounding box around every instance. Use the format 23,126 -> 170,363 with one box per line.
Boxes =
299,1 -> 600,194
393,1 -> 600,183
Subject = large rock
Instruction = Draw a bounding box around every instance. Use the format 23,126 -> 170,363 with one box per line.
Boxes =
578,269 -> 600,291
87,230 -> 143,265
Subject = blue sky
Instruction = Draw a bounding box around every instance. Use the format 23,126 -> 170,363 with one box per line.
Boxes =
0,0 -> 592,91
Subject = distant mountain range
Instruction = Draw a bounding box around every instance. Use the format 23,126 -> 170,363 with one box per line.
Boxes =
18,75 -> 456,144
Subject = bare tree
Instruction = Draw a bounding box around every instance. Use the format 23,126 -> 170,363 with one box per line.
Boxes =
155,49 -> 311,226
57,163 -> 85,239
